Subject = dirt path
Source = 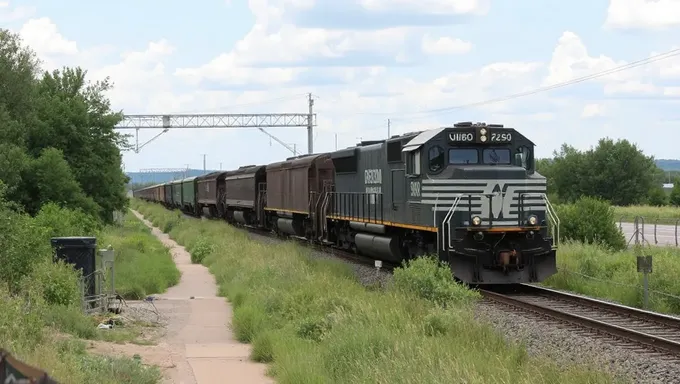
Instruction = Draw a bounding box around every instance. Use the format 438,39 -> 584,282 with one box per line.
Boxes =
107,210 -> 274,384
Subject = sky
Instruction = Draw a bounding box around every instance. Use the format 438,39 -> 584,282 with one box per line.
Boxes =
3,0 -> 680,172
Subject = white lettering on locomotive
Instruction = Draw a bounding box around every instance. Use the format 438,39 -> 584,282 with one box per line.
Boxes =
410,181 -> 421,197
449,132 -> 474,142
364,169 -> 382,184
364,169 -> 382,205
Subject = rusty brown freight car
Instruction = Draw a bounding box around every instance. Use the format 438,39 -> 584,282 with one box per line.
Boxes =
264,154 -> 335,238
196,171 -> 228,217
223,165 -> 266,226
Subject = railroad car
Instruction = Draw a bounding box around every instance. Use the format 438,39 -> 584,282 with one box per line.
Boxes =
181,176 -> 198,215
170,179 -> 183,209
264,154 -> 335,240
132,121 -> 558,285
196,171 -> 228,218
223,165 -> 266,227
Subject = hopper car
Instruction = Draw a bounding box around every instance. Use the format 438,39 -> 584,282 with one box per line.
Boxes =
133,122 -> 559,285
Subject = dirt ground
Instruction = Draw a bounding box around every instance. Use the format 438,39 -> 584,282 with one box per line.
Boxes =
86,210 -> 274,384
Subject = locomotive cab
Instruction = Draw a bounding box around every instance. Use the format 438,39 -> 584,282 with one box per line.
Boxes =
402,122 -> 559,284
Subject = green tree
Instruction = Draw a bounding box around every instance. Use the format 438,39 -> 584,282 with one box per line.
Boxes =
0,29 -> 130,222
547,139 -> 660,206
669,178 -> 680,206
647,185 -> 669,206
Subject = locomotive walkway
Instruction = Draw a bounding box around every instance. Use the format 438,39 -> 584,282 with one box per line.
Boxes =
131,210 -> 274,384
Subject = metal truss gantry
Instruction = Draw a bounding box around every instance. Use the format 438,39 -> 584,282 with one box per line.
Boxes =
115,95 -> 317,155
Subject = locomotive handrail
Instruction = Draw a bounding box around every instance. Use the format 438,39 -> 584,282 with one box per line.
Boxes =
442,194 -> 463,251
520,192 -> 560,249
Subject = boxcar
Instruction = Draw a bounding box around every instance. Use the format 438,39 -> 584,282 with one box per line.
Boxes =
265,154 -> 335,239
181,176 -> 198,214
223,165 -> 266,226
196,171 -> 228,218
163,184 -> 172,206
170,179 -> 183,208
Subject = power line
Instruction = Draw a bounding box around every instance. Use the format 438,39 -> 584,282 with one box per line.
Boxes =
367,47 -> 680,120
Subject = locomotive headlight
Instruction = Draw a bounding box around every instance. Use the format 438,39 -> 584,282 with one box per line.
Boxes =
527,215 -> 537,226
471,216 -> 481,226
480,135 -> 487,142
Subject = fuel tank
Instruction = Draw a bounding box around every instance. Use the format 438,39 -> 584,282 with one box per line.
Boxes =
277,218 -> 304,236
354,233 -> 403,262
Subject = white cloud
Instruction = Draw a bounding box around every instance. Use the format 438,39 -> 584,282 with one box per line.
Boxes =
0,1 -> 34,23
421,34 -> 472,55
19,17 -> 78,56
605,0 -> 680,29
581,103 -> 605,118
357,0 -> 489,15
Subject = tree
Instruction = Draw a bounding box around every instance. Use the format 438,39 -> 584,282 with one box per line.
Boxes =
669,178 -> 680,206
546,139 -> 660,206
0,29 -> 130,223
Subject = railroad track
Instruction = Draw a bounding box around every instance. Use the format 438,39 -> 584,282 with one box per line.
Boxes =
481,284 -> 680,358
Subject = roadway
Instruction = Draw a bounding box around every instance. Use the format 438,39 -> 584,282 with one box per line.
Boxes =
619,222 -> 679,247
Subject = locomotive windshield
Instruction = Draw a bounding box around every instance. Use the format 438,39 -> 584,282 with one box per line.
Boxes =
482,148 -> 511,164
449,148 -> 478,164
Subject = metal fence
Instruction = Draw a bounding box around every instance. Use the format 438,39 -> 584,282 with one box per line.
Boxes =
617,215 -> 680,247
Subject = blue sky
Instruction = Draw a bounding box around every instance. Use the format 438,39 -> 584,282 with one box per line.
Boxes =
3,0 -> 680,172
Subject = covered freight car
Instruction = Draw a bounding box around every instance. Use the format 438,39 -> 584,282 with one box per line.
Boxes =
196,171 -> 228,217
265,154 -> 335,239
170,179 -> 183,208
223,165 -> 266,226
181,176 -> 198,215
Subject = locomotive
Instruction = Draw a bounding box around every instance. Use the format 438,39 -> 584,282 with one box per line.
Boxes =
134,122 -> 559,285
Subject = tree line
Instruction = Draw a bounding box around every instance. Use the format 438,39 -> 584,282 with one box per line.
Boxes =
0,29 -> 130,224
536,138 -> 680,207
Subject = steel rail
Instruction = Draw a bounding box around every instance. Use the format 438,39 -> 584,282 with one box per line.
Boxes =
480,288 -> 680,356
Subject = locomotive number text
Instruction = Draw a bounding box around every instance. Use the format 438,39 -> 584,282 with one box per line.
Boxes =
490,132 -> 512,142
410,181 -> 421,197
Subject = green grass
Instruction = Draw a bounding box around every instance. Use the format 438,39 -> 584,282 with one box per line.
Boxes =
0,228 -> 166,382
133,199 -> 620,384
101,212 -> 181,300
613,205 -> 680,224
543,241 -> 680,314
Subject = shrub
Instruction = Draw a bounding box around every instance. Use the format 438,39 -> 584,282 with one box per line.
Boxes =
556,196 -> 627,251
27,259 -> 82,306
190,236 -> 215,264
392,256 -> 481,307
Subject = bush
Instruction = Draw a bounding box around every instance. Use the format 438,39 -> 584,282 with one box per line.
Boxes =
556,196 -> 627,251
392,256 -> 480,307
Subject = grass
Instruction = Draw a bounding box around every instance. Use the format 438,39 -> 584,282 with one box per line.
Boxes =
101,213 -> 181,300
613,205 -> 680,224
0,210 -> 172,383
543,241 -> 680,315
133,199 -> 621,384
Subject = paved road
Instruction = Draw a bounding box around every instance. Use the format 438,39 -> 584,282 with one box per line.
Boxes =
619,221 -> 679,247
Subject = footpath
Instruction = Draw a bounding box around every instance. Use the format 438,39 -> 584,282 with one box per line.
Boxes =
131,210 -> 274,384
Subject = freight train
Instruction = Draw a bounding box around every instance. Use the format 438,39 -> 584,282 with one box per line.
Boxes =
133,122 -> 560,285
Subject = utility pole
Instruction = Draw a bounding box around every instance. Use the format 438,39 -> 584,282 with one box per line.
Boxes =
308,93 -> 314,154
220,162 -> 222,170
202,154 -> 206,174
335,133 -> 338,150
387,119 -> 391,138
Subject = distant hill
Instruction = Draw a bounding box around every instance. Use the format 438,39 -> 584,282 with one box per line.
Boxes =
656,159 -> 680,171
126,169 -> 218,185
